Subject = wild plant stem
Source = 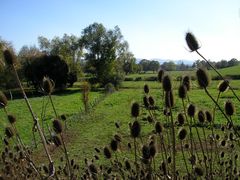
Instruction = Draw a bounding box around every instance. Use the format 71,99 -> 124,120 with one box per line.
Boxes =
204,88 -> 240,138
169,105 -> 176,180
49,95 -> 58,118
196,50 -> 240,102
193,118 -> 208,175
12,66 -> 54,168
60,133 -> 72,179
180,141 -> 189,176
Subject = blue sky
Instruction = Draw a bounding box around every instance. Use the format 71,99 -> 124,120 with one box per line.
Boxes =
1,0 -> 240,61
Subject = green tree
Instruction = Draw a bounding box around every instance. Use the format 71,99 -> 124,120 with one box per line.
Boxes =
81,23 -> 128,86
38,34 -> 83,77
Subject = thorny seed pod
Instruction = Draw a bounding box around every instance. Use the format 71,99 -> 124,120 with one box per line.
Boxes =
89,164 -> 98,174
144,84 -> 149,94
42,77 -> 54,95
194,166 -> 204,176
149,143 -> 157,158
178,128 -> 187,140
143,95 -> 149,108
52,135 -> 62,147
114,134 -> 122,142
182,75 -> 191,91
110,139 -> 118,152
7,114 -> 16,124
167,156 -> 172,164
125,159 -> 131,170
187,104 -> 196,117
162,75 -> 172,92
198,110 -> 205,123
3,49 -> 17,66
148,96 -> 155,106
130,120 -> 141,138
205,111 -> 213,123
5,127 -> 14,138
52,119 -> 63,134
165,90 -> 174,108
185,32 -> 200,52
103,147 -> 111,159
0,91 -> 8,108
178,84 -> 187,99
115,122 -> 120,129
158,69 -> 165,83
177,113 -> 185,126
155,122 -> 163,134
196,68 -> 210,88
218,80 -> 229,92
131,102 -> 140,117
94,148 -> 100,153
142,145 -> 151,160
225,100 -> 235,116
60,114 -> 66,121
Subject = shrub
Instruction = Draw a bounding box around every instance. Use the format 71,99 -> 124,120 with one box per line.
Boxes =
135,77 -> 142,81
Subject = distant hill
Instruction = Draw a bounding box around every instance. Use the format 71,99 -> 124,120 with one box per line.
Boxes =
136,58 -> 195,65
210,65 -> 240,78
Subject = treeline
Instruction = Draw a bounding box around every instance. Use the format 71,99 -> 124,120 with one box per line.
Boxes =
192,59 -> 239,69
0,23 -> 137,90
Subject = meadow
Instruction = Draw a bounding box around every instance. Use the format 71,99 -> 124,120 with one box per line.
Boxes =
1,65 -> 240,179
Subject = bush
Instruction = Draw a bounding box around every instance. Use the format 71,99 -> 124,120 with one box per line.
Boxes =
144,76 -> 158,81
135,77 -> 142,81
24,55 -> 69,90
124,77 -> 134,81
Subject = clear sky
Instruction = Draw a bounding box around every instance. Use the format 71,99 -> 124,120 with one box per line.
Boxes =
1,0 -> 240,61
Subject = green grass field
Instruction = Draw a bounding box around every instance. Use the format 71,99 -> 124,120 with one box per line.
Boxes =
1,66 -> 240,178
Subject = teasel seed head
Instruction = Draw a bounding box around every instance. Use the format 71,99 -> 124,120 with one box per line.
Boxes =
53,119 -> 63,134
142,144 -> 151,160
144,84 -> 149,94
3,49 -> 17,66
205,111 -> 213,123
149,143 -> 157,158
178,128 -> 187,140
60,114 -> 66,121
218,80 -> 229,92
131,102 -> 140,118
178,84 -> 187,99
155,122 -> 163,134
148,96 -> 155,106
0,91 -> 8,108
225,100 -> 235,116
182,75 -> 191,91
177,113 -> 185,126
194,166 -> 204,176
52,135 -> 62,147
125,159 -> 131,171
143,96 -> 149,108
89,164 -> 98,174
5,127 -> 14,138
103,146 -> 112,159
162,75 -> 172,92
42,77 -> 54,95
185,32 -> 200,52
187,104 -> 196,117
165,90 -> 174,108
158,69 -> 165,83
7,114 -> 16,124
110,139 -> 118,152
130,120 -> 141,138
198,110 -> 205,123
196,68 -> 210,88
114,134 -> 122,142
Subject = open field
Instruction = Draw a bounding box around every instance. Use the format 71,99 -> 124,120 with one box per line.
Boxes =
1,66 -> 240,178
